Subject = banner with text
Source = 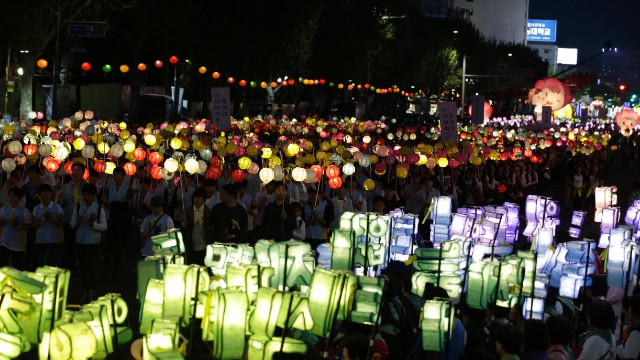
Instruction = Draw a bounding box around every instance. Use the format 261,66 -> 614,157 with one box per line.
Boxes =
471,95 -> 485,125
211,87 -> 231,131
438,101 -> 458,143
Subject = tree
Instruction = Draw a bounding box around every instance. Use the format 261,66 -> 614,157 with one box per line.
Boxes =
0,0 -> 137,119
415,47 -> 461,98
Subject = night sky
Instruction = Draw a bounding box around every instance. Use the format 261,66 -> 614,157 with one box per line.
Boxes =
529,0 -> 640,61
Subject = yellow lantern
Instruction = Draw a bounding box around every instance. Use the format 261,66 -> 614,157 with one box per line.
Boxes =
73,138 -> 86,151
170,138 -> 182,150
105,161 -> 116,174
286,143 -> 300,157
269,156 -> 282,167
144,134 -> 157,146
363,179 -> 375,191
225,142 -> 237,154
396,166 -> 408,178
246,145 -> 258,157
261,148 -> 273,159
437,157 -> 448,168
120,129 -> 130,139
97,142 -> 110,155
238,157 -> 252,170
123,141 -> 135,153
118,122 -> 127,130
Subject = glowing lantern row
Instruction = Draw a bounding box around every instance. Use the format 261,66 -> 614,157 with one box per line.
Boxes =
259,168 -> 274,184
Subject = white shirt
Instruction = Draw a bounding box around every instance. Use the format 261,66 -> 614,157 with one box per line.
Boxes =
32,202 -> 64,244
617,329 -> 640,360
0,205 -> 32,251
292,216 -> 305,241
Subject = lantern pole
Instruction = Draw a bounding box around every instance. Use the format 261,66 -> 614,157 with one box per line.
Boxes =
365,280 -> 387,360
364,213 -> 370,274
490,261 -> 503,321
517,265 -> 525,322
323,274 -> 347,359
436,243 -> 443,287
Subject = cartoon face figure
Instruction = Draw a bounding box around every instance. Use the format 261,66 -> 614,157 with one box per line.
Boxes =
528,78 -> 573,112
616,109 -> 639,137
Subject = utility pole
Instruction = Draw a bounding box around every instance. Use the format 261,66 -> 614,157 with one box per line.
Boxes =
52,0 -> 61,120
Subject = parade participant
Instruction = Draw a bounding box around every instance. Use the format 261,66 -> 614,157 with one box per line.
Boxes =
140,195 -> 174,256
181,188 -> 212,265
262,181 -> 296,241
70,183 -> 107,302
304,190 -> 331,250
103,166 -> 133,278
32,184 -> 64,267
211,184 -> 248,243
0,187 -> 32,269
58,162 -> 88,270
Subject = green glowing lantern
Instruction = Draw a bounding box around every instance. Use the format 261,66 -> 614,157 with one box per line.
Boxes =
0,289 -> 37,336
49,322 -> 97,359
143,319 -> 181,359
411,272 -> 462,301
261,338 -> 307,360
255,240 -> 274,266
93,293 -> 133,348
466,261 -> 497,310
201,289 -> 249,359
421,299 -> 455,352
517,251 -> 536,297
204,243 -> 255,276
489,257 -> 522,308
354,242 -> 387,267
0,333 -> 22,359
139,279 -> 165,334
307,269 -> 357,337
331,229 -> 356,271
350,276 -> 385,325
268,241 -> 313,289
415,241 -> 462,260
226,265 -> 273,302
150,228 -> 185,256
137,254 -> 184,302
74,303 -> 113,359
163,264 -> 210,327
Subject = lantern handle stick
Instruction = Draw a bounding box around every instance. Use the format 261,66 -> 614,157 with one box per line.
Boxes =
364,213 -> 370,274
460,240 -> 472,304
46,273 -> 60,360
110,295 -> 119,350
365,280 -> 387,360
436,242 -> 443,287
490,261 -> 503,321
323,274 -> 347,359
517,265 -> 525,322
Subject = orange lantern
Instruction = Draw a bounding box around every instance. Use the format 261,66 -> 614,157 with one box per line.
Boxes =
81,62 -> 92,71
133,148 -> 147,161
500,153 -> 508,161
123,162 -> 137,176
45,159 -> 59,172
530,155 -> 539,164
94,160 -> 106,173
524,149 -> 533,158
83,168 -> 89,181
212,72 -> 220,79
205,166 -> 222,180
232,169 -> 246,183
36,59 -> 48,69
151,167 -> 163,180
270,81 -> 278,88
148,151 -> 162,165
325,165 -> 340,179
138,63 -> 147,71
64,161 -> 74,174
310,164 -> 323,182
23,144 -> 37,156
169,56 -> 178,64
328,177 -> 343,189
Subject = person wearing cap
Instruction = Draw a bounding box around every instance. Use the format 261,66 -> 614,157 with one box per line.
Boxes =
0,187 -> 32,269
140,195 -> 174,256
70,183 -> 107,302
32,184 -> 64,266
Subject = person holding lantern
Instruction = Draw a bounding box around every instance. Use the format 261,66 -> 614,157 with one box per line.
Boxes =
211,184 -> 248,243
0,187 -> 32,269
182,188 -> 212,265
32,184 -> 64,267
58,162 -> 88,271
140,195 -> 174,256
103,166 -> 133,278
262,181 -> 296,242
70,183 -> 107,302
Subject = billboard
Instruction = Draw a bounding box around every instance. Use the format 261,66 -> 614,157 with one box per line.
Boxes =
527,19 -> 557,42
557,48 -> 578,65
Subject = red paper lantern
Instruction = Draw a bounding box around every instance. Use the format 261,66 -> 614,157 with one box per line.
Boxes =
123,162 -> 137,176
524,149 -> 533,158
212,72 -> 220,79
328,177 -> 343,189
210,156 -> 223,167
310,164 -> 323,182
94,160 -> 106,173
151,167 -> 163,180
325,165 -> 340,179
23,144 -> 37,156
138,63 -> 147,71
227,77 -> 235,84
64,161 -> 74,174
36,59 -> 48,69
206,166 -> 222,180
81,62 -> 92,71
45,159 -> 59,172
239,79 -> 247,87
154,60 -> 163,69
374,162 -> 386,175
133,148 -> 147,161
83,168 -> 89,181
498,184 -> 507,193
232,169 -> 246,183
148,151 -> 162,165
169,56 -> 178,64
530,155 -> 538,164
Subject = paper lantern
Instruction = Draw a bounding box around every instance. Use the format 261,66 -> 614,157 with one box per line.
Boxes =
342,163 -> 355,176
259,168 -> 274,184
248,162 -> 259,175
358,155 -> 371,167
72,138 -> 85,151
94,160 -> 106,173
421,300 -> 455,352
96,142 -> 110,155
149,152 -> 162,165
144,134 -> 157,146
183,158 -> 198,175
286,143 -> 300,156
102,64 -> 112,73
150,167 -> 163,180
8,141 -> 21,155
45,159 -> 60,172
50,323 -> 97,359
122,162 -> 136,176
310,165 -> 323,181
37,59 -> 48,69
329,177 -> 343,189
164,158 -> 179,172
169,56 -> 178,64
212,72 -> 220,79
1,158 -> 15,173
363,179 -> 375,191
123,141 -> 135,154
79,145 -> 94,160
133,148 -> 146,161
154,60 -> 163,69
374,162 -> 386,175
292,167 -> 307,182
63,161 -> 74,174
120,64 -> 129,73
272,166 -> 285,181
238,156 -> 251,170
170,138 -> 182,150
232,169 -> 245,183
39,144 -> 52,157
206,166 -> 222,180
438,157 -> 448,168
110,143 -> 124,158
325,165 -> 340,179
23,144 -> 37,156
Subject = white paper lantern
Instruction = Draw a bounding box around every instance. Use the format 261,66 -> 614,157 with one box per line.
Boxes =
330,153 -> 343,166
81,145 -> 95,159
197,160 -> 207,174
184,158 -> 199,174
199,149 -> 213,162
342,162 -> 355,176
359,155 -> 371,167
53,146 -> 70,161
259,168 -> 274,184
292,167 -> 307,182
1,158 -> 15,173
7,141 -> 21,155
164,158 -> 179,173
39,144 -> 52,157
273,166 -> 284,181
110,143 -> 124,158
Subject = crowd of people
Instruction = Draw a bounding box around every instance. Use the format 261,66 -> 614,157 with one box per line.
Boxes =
0,131 -> 636,359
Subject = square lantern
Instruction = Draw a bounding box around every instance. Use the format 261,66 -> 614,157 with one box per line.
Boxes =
137,254 -> 184,303
142,319 -> 181,360
268,240 -> 313,290
150,228 -> 185,256
316,243 -> 332,269
522,297 -> 545,320
331,229 -> 356,271
226,265 -> 272,302
204,243 -> 255,277
569,211 -> 586,239
450,213 -> 473,238
307,269 -> 357,338
471,243 -> 513,261
502,203 -> 521,244
255,240 -> 274,267
74,303 -> 114,359
606,229 -> 636,289
421,299 -> 455,352
350,276 -> 385,325
533,227 -> 554,257
599,207 -> 621,248
163,264 -> 210,327
139,279 -> 165,334
430,197 -> 453,226
411,272 -> 462,302
201,289 -> 249,359
595,186 -> 617,222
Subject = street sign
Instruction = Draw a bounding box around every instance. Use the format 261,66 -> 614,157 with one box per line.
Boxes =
68,23 -> 107,38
